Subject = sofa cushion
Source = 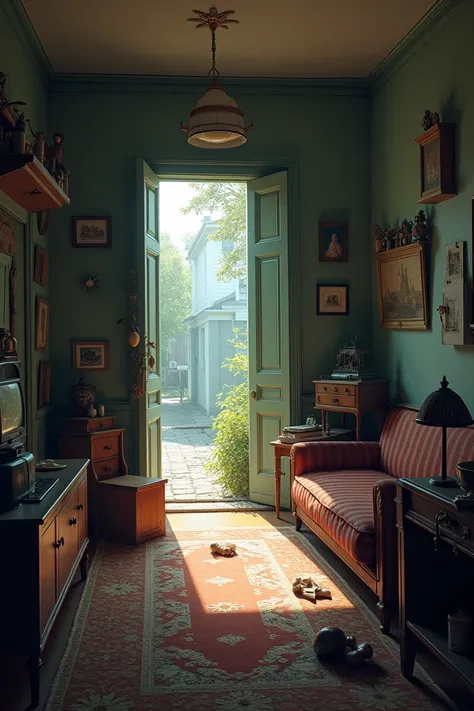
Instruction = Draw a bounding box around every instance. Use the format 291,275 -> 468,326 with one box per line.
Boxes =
380,408 -> 474,480
293,470 -> 393,567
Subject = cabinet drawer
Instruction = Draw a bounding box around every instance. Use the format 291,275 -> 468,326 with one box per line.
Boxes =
316,393 -> 355,408
317,383 -> 356,396
88,417 -> 115,432
92,434 -> 120,461
94,456 -> 122,480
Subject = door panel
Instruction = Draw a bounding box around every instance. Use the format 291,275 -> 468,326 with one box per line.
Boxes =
39,519 -> 57,634
57,491 -> 79,594
136,161 -> 161,477
247,172 -> 290,506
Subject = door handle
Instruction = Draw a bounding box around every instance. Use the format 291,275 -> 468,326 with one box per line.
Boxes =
250,390 -> 257,400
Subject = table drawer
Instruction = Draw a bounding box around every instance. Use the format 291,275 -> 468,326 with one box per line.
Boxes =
316,393 -> 355,408
93,456 -> 122,480
317,383 -> 356,396
88,417 -> 115,432
92,434 -> 120,461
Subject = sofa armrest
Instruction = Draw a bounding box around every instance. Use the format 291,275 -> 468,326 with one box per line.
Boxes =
290,441 -> 381,477
373,477 -> 398,632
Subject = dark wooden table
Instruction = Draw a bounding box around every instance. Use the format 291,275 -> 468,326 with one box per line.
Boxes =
396,477 -> 474,695
270,429 -> 353,518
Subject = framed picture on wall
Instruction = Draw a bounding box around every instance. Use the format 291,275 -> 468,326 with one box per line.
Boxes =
316,284 -> 349,315
37,361 -> 51,409
72,216 -> 111,248
34,246 -> 49,286
35,298 -> 49,350
319,222 -> 348,263
73,341 -> 109,370
376,243 -> 429,330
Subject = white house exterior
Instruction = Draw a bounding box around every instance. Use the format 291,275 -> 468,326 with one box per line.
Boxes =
186,216 -> 247,416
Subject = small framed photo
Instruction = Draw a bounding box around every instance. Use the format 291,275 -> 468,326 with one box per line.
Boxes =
73,341 -> 109,370
317,284 -> 349,315
37,361 -> 51,409
34,245 -> 48,286
35,298 -> 49,350
319,222 -> 348,263
72,216 -> 111,248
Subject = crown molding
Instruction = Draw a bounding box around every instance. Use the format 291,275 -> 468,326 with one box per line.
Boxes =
50,73 -> 370,97
369,0 -> 468,92
1,0 -> 53,85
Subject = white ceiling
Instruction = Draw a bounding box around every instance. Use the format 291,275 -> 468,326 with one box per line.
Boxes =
22,0 -> 437,78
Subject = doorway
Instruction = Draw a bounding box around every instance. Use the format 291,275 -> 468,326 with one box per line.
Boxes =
136,163 -> 294,511
159,181 -> 248,504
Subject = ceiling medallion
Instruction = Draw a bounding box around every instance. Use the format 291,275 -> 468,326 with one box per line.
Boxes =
181,6 -> 253,149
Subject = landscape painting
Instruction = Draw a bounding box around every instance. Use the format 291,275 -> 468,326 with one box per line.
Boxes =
376,243 -> 428,330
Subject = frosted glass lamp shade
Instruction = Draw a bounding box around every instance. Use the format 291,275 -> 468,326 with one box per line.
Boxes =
182,85 -> 251,149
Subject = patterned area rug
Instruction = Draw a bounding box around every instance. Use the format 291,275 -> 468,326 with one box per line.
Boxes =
46,527 -> 452,711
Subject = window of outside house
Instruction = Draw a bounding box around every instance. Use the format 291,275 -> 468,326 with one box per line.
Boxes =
221,239 -> 233,252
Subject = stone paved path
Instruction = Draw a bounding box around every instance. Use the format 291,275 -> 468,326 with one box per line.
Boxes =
162,398 -> 230,502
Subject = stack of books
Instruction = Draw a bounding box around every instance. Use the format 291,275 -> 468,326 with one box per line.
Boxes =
278,424 -> 322,444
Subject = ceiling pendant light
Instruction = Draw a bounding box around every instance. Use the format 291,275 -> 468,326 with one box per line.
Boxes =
181,6 -> 253,149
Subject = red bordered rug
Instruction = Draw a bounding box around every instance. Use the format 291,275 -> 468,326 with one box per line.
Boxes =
46,526 -> 451,711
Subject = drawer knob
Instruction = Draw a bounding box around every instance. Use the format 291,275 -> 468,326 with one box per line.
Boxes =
54,536 -> 64,548
105,465 -> 112,472
332,397 -> 339,404
344,388 -> 349,393
333,387 -> 338,393
69,517 -> 77,526
77,503 -> 84,511
104,445 -> 112,450
323,386 -> 327,391
317,396 -> 321,403
99,422 -> 104,428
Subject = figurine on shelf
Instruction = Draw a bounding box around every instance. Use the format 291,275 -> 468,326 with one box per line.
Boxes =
374,224 -> 384,253
400,218 -> 413,246
422,110 -> 440,131
384,225 -> 395,250
46,132 -> 64,176
13,113 -> 26,154
411,210 -> 428,243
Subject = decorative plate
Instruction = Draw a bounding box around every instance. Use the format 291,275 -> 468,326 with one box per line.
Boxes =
35,459 -> 67,471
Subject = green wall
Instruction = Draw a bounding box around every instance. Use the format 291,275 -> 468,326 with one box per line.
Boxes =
0,0 -> 50,456
49,85 -> 371,464
371,0 -> 474,412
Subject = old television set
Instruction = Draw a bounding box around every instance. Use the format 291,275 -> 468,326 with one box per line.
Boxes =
0,346 -> 35,511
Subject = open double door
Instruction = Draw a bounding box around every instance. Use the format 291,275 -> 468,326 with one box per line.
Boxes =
136,162 -> 292,509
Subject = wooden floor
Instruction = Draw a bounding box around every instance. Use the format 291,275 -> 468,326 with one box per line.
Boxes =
1,510 -> 471,711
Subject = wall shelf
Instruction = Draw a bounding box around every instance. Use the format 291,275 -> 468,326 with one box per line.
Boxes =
0,154 -> 69,212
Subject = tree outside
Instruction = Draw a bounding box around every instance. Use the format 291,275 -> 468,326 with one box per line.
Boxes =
159,231 -> 191,370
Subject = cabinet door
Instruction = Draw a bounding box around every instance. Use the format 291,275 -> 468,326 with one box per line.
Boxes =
39,519 -> 57,634
76,476 -> 88,550
57,491 -> 79,594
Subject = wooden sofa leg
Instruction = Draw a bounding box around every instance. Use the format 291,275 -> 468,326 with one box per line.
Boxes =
377,601 -> 392,634
294,513 -> 302,531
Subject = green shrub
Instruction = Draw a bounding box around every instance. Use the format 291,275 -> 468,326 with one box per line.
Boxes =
206,333 -> 249,497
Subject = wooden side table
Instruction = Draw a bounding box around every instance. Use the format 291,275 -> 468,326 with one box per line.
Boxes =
397,477 -> 474,694
271,429 -> 353,518
98,475 -> 168,545
313,379 -> 388,441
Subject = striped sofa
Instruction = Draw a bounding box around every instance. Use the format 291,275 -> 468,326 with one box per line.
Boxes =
290,406 -> 474,633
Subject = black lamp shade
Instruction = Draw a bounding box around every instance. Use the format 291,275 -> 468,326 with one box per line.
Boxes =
416,376 -> 474,428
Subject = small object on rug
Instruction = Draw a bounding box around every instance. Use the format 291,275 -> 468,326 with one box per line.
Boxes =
210,542 -> 237,557
292,575 -> 332,601
313,626 -> 373,665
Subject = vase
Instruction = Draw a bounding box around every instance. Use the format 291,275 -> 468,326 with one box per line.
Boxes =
69,377 -> 96,416
386,237 -> 394,250
375,238 -> 383,254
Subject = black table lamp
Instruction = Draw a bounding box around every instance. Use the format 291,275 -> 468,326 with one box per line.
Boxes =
415,376 -> 474,487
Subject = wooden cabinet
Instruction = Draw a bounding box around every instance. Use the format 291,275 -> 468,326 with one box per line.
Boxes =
57,418 -> 128,533
397,478 -> 474,695
0,460 -> 89,708
313,378 -> 388,440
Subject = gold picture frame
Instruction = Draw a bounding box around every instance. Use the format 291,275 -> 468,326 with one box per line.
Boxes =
73,341 -> 109,370
35,298 -> 49,349
376,243 -> 429,330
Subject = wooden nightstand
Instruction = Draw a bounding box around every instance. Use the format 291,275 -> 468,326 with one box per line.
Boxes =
58,417 -> 128,532
313,379 -> 388,440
